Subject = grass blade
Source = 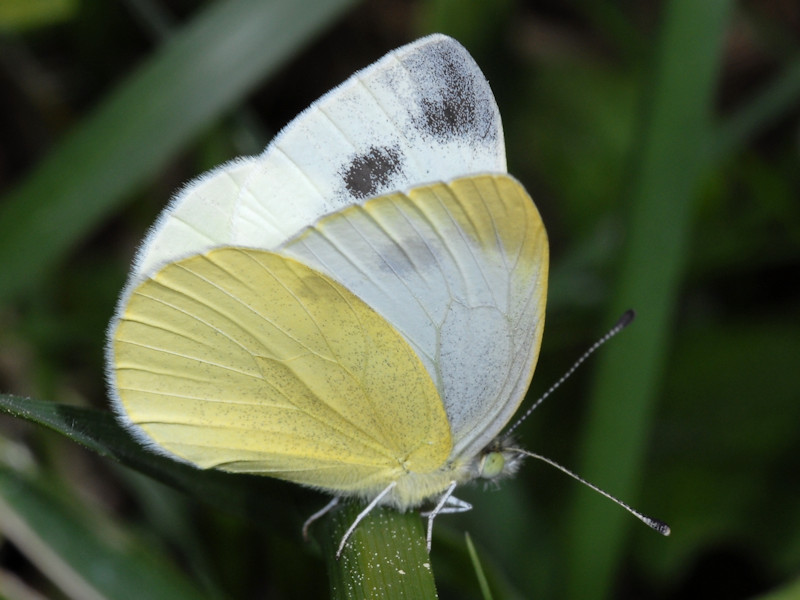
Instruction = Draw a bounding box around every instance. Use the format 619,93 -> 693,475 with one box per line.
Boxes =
564,1 -> 734,598
0,0 -> 357,302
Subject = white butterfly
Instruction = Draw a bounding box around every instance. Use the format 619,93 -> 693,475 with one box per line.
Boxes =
107,34 -> 666,556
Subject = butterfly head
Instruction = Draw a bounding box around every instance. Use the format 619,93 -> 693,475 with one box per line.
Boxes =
474,436 -> 525,481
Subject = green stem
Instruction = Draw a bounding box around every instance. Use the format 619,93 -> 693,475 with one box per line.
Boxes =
322,503 -> 438,599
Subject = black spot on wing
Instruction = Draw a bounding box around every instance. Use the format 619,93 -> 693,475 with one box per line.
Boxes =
341,145 -> 404,199
404,38 -> 499,147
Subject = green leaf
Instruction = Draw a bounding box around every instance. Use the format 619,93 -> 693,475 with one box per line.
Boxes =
0,0 -> 77,30
0,466 -> 209,600
465,533 -> 493,600
0,394 -> 283,524
0,0 -> 358,303
752,577 -> 800,600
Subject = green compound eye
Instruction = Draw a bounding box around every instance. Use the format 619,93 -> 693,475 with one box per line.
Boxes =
481,451 -> 505,479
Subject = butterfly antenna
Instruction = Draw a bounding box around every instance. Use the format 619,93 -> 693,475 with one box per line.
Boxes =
504,309 -> 636,437
506,447 -> 670,535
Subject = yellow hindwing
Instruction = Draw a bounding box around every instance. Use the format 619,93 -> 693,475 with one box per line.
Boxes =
113,248 -> 452,495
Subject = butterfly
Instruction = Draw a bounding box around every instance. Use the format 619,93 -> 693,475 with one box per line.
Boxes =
107,34 -> 667,556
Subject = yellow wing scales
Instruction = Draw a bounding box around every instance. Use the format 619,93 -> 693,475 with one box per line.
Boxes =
283,174 -> 548,462
112,174 -> 547,506
113,249 -> 452,495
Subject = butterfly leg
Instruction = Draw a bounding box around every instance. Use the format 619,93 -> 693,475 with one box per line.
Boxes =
422,481 -> 473,551
336,481 -> 398,559
302,497 -> 341,540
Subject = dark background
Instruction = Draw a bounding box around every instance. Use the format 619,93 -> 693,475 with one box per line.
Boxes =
0,0 -> 798,598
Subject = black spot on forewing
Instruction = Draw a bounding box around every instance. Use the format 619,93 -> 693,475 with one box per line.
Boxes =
341,145 -> 403,199
404,38 -> 498,146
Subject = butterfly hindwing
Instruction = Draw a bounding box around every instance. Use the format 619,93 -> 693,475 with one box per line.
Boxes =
112,248 -> 452,496
281,174 -> 548,460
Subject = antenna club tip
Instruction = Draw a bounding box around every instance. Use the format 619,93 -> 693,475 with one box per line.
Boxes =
647,518 -> 671,536
618,309 -> 636,328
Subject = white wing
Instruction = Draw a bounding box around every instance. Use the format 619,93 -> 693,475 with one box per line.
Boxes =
129,34 -> 504,283
131,157 -> 256,282
231,33 -> 505,250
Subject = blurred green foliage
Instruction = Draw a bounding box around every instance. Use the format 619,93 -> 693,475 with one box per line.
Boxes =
1,0 -> 798,598
0,0 -> 78,30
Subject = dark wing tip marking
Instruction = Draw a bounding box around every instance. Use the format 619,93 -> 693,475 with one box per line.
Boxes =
406,38 -> 498,146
